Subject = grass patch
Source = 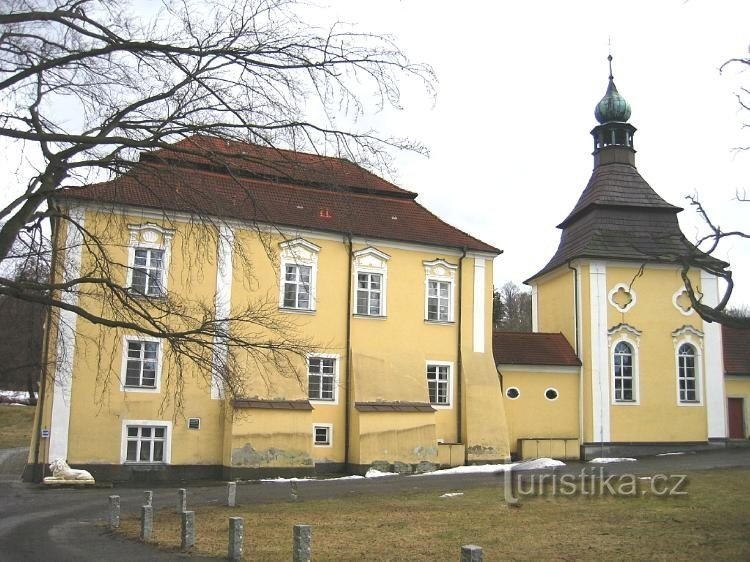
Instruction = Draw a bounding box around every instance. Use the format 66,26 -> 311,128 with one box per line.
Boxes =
0,404 -> 35,448
118,468 -> 750,560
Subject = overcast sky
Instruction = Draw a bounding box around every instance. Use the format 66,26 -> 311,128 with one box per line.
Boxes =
2,0 -> 748,306
326,0 -> 750,306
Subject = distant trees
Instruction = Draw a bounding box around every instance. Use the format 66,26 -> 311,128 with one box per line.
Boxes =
492,281 -> 532,332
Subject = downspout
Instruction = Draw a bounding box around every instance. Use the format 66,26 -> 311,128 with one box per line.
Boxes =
343,234 -> 353,471
456,247 -> 467,446
32,211 -> 61,482
567,261 -> 584,453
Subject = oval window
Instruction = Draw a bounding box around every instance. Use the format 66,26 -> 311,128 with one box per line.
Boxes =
506,387 -> 520,399
544,388 -> 559,401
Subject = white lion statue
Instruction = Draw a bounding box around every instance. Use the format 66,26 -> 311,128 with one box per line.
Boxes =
46,458 -> 95,483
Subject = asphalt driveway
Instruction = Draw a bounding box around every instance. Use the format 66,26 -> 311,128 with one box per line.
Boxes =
1,446 -> 749,561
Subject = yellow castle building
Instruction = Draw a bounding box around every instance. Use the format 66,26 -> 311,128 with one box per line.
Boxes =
26,136 -> 510,481
25,63 -> 750,481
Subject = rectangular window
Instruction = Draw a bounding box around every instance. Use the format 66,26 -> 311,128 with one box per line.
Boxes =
356,272 -> 382,315
125,340 -> 159,388
131,248 -> 165,296
427,364 -> 450,405
125,425 -> 166,463
283,264 -> 312,309
308,356 -> 336,401
313,425 -> 332,447
427,280 -> 451,321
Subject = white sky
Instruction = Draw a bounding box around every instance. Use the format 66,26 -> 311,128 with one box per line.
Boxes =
2,0 -> 748,305
326,0 -> 750,306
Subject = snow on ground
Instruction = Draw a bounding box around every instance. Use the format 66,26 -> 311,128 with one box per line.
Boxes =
588,457 -> 637,464
0,390 -> 33,405
656,452 -> 686,456
439,492 -> 464,498
260,468 -> 397,483
420,458 -> 565,476
364,468 -> 398,478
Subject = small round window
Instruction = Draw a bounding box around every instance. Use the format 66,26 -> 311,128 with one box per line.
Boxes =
506,387 -> 520,400
544,388 -> 559,401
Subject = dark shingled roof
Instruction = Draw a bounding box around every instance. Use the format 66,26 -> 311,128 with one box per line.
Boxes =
233,399 -> 313,410
527,162 -> 727,282
59,135 -> 500,254
723,325 -> 750,376
493,331 -> 581,367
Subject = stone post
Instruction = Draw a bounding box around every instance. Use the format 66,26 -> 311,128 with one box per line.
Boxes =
140,505 -> 153,541
289,481 -> 299,502
228,517 -> 244,560
460,544 -> 483,562
292,524 -> 312,562
108,495 -> 120,529
181,511 -> 195,551
177,488 -> 187,513
227,481 -> 237,507
144,490 -> 153,507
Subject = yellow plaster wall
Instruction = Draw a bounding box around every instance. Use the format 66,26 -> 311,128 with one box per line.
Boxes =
501,369 -> 580,454
354,411 -> 437,465
536,268 -> 576,345
605,265 -> 707,442
725,378 -> 750,439
230,408 -> 313,468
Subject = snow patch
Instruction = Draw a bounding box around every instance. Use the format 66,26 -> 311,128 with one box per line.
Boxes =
0,390 -> 33,405
364,468 -> 398,478
656,452 -> 685,456
439,492 -> 464,498
589,457 -> 637,464
420,458 -> 565,476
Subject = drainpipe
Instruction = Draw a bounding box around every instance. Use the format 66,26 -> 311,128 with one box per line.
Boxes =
343,234 -> 353,471
32,211 -> 61,482
456,247 -> 467,447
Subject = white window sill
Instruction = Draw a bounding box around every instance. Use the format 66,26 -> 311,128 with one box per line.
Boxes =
279,307 -> 316,314
424,319 -> 455,326
122,386 -> 159,393
353,314 -> 387,320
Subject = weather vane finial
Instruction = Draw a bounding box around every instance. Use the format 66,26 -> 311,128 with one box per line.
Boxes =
608,37 -> 614,80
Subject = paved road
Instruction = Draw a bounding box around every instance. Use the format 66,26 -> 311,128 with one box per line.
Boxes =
1,446 -> 749,561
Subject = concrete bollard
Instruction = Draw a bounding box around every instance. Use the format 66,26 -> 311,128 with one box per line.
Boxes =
181,511 -> 195,551
144,490 -> 153,507
227,481 -> 237,507
289,481 -> 299,502
177,488 -> 187,513
228,516 -> 244,560
140,505 -> 153,541
108,495 -> 120,529
292,524 -> 312,562
460,544 -> 483,562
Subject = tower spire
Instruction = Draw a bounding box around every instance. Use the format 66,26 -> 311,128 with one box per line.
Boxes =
591,55 -> 636,167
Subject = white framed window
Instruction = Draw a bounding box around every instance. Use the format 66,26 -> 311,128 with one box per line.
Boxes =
423,259 -> 457,323
506,387 -> 520,400
426,360 -> 453,408
353,247 -> 389,317
121,336 -> 162,392
672,325 -> 704,406
544,388 -> 559,401
121,420 -> 172,464
127,223 -> 174,297
279,238 -> 320,311
313,424 -> 333,447
308,354 -> 339,404
613,341 -> 636,402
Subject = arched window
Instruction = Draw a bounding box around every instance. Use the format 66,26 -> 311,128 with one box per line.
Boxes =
613,341 -> 635,402
678,343 -> 698,403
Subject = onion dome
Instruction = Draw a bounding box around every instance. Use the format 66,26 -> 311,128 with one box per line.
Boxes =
594,55 -> 631,123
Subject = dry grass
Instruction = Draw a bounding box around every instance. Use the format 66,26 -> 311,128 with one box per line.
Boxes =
118,468 -> 750,561
0,404 -> 35,448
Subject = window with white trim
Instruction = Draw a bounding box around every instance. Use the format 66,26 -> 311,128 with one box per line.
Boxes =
353,247 -> 389,317
279,239 -> 319,311
424,259 -> 457,323
313,424 -> 332,447
283,264 -> 312,309
427,363 -> 451,406
308,356 -> 337,402
677,343 -> 699,403
613,341 -> 635,402
123,338 -> 160,390
356,272 -> 383,315
127,223 -> 174,297
125,425 -> 167,463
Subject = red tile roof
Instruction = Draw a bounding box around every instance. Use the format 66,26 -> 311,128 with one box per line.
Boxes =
493,331 -> 581,367
60,136 -> 499,254
723,325 -> 750,376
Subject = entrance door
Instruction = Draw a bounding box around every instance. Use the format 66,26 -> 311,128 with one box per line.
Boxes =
728,398 -> 746,439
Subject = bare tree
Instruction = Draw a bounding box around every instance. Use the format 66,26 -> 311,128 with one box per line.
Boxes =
493,281 -> 531,332
0,0 -> 434,403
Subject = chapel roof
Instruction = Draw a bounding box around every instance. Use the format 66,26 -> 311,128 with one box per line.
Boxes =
493,331 -> 581,367
723,325 -> 750,376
